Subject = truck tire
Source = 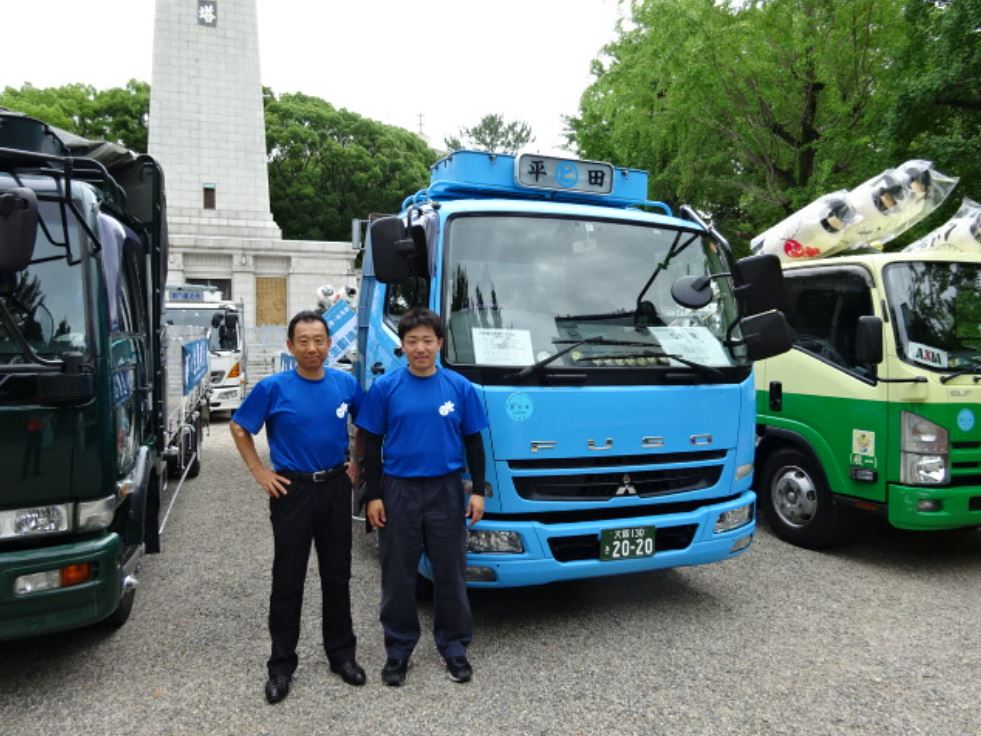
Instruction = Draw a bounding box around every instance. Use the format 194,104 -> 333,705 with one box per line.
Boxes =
186,417 -> 203,479
758,447 -> 843,549
105,586 -> 136,629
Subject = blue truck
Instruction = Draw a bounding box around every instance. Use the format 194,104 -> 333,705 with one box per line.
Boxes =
356,151 -> 791,587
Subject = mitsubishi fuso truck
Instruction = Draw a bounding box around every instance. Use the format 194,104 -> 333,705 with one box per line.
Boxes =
356,150 -> 792,587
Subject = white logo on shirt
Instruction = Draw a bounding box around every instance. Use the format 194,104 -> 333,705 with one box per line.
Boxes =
438,400 -> 456,417
336,402 -> 349,419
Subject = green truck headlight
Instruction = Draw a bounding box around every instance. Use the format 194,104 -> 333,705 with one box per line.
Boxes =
715,503 -> 753,533
467,530 -> 524,554
0,504 -> 72,540
901,412 -> 949,485
77,495 -> 118,532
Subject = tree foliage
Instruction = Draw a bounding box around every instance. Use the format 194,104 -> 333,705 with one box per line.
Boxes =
444,113 -> 534,153
0,80 -> 150,152
263,91 -> 437,241
569,0 -> 978,254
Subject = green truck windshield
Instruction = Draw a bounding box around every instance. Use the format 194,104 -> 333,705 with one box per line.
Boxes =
884,261 -> 981,371
443,215 -> 743,370
0,203 -> 88,365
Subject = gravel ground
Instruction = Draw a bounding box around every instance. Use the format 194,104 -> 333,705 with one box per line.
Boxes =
1,418 -> 979,736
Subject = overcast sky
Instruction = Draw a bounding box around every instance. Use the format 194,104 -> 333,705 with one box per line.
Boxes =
3,0 -> 624,152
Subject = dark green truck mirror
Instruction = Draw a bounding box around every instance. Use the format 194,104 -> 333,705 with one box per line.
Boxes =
369,215 -> 428,284
0,187 -> 39,272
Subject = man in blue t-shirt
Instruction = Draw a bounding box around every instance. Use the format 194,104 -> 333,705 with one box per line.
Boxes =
230,310 -> 366,704
357,307 -> 489,686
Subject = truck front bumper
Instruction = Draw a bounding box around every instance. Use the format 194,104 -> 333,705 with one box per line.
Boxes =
0,533 -> 122,641
209,385 -> 243,412
430,491 -> 755,588
888,483 -> 981,530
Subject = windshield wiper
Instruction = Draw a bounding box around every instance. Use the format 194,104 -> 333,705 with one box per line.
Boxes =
940,360 -> 981,384
574,350 -> 725,379
507,337 -> 660,379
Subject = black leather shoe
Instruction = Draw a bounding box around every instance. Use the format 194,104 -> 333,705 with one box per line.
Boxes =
264,674 -> 291,704
445,656 -> 472,683
330,659 -> 367,686
381,658 -> 408,686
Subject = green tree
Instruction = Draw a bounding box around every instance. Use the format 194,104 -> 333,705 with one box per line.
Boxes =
444,113 -> 534,153
0,81 -> 150,152
264,91 -> 438,241
884,0 -> 981,237
569,0 -> 911,253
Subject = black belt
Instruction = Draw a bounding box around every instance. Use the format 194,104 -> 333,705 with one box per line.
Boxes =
278,463 -> 347,483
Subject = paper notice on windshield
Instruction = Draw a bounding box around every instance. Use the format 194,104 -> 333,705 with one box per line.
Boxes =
907,341 -> 949,369
648,326 -> 730,366
472,328 -> 535,366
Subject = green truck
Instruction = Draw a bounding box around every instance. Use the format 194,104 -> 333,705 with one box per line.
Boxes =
0,110 -> 209,639
754,251 -> 981,548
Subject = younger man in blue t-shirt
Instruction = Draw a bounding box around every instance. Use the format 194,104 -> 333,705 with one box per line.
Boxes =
231,310 -> 366,704
357,307 -> 489,686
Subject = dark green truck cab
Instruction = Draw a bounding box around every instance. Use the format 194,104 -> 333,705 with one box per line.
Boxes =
0,111 -> 208,639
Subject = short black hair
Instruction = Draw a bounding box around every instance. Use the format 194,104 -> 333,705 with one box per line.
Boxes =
397,307 -> 443,340
288,310 -> 329,341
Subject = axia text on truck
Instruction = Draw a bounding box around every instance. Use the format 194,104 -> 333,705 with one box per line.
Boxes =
0,110 -> 210,639
754,251 -> 981,548
356,151 -> 793,587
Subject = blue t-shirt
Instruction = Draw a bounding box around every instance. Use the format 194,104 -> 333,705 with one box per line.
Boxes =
232,368 -> 363,472
355,366 -> 488,478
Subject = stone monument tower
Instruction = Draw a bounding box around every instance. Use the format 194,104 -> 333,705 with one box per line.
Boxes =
149,0 -> 355,353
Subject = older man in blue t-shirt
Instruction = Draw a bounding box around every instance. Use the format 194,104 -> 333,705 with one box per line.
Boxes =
357,307 -> 489,686
231,310 -> 366,704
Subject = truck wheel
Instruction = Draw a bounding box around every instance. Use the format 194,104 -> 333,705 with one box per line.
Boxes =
105,586 -> 136,629
758,447 -> 843,549
186,418 -> 203,479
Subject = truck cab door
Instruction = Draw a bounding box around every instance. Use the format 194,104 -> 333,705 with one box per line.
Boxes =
761,265 -> 889,503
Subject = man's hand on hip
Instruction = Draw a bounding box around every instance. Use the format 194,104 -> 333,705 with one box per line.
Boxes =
252,466 -> 292,498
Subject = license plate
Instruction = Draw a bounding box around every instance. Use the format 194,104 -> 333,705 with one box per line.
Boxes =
599,526 -> 655,561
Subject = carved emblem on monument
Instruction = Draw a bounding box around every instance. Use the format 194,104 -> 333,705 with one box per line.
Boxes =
198,1 -> 217,27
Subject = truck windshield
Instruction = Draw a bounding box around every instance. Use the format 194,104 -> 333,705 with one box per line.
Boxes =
163,308 -> 239,351
0,202 -> 89,366
443,215 -> 744,372
883,261 -> 981,372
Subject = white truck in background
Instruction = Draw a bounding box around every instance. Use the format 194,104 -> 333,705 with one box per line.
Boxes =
164,284 -> 247,414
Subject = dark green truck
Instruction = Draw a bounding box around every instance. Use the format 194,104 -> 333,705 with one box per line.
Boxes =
0,111 -> 208,639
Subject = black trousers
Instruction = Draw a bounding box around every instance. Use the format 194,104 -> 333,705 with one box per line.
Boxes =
267,470 -> 356,677
379,472 -> 471,660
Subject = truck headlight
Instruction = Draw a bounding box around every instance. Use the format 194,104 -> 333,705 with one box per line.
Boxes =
77,495 -> 118,532
467,530 -> 524,554
715,503 -> 753,533
901,412 -> 949,485
0,504 -> 72,540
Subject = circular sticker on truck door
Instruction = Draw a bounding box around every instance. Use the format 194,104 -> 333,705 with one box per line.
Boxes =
957,409 -> 975,432
505,392 -> 533,422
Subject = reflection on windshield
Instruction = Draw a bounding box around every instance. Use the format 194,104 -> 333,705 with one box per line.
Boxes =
884,261 -> 981,370
443,215 -> 742,369
0,202 -> 88,364
163,308 -> 239,351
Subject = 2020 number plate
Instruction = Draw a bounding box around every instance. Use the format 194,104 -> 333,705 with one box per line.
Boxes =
599,526 -> 655,561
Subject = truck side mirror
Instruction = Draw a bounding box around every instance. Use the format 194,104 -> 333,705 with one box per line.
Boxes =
739,311 -> 793,361
671,274 -> 713,310
0,187 -> 39,272
369,216 -> 422,284
733,254 -> 788,315
855,315 -> 883,365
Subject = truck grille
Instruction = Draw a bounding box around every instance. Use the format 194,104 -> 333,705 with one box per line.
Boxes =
548,525 -> 697,562
210,370 -> 226,383
513,466 -> 723,501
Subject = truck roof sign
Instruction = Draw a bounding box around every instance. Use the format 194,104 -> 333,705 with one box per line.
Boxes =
515,154 -> 614,195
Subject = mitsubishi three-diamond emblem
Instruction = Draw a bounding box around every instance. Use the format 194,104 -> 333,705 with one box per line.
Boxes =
615,473 -> 637,495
